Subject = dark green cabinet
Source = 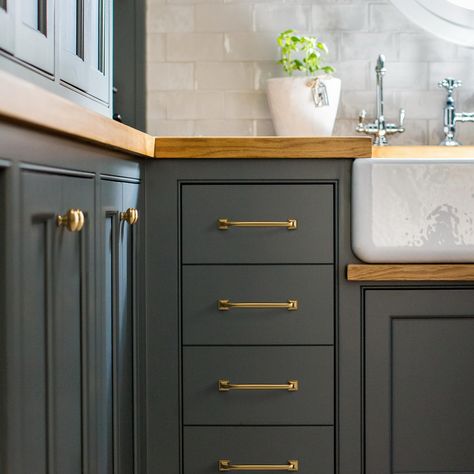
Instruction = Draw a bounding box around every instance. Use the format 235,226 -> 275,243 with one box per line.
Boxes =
0,124 -> 141,473
100,179 -> 139,474
18,171 -> 95,474
364,288 -> 474,474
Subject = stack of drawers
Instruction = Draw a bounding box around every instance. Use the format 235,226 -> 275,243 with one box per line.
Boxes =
181,183 -> 335,473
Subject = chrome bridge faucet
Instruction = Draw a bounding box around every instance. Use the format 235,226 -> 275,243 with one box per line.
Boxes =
438,78 -> 474,146
356,54 -> 405,146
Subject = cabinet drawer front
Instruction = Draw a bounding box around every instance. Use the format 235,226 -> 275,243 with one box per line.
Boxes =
182,184 -> 334,264
184,426 -> 334,474
183,265 -> 333,345
183,347 -> 333,425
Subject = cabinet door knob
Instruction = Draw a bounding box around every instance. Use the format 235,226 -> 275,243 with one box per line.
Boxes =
120,208 -> 139,225
56,209 -> 85,232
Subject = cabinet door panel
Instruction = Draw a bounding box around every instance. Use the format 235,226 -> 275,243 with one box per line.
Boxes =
60,0 -> 111,102
15,0 -> 54,73
365,289 -> 474,474
20,171 -> 94,474
0,0 -> 15,53
101,179 -> 139,474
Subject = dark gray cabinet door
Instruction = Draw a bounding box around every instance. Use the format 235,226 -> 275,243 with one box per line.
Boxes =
101,179 -> 139,474
364,288 -> 474,474
19,171 -> 94,474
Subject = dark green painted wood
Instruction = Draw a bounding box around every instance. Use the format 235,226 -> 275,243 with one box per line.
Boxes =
364,288 -> 474,474
184,426 -> 334,474
183,346 -> 334,425
113,0 -> 146,129
101,179 -> 139,474
20,171 -> 95,474
182,183 -> 334,264
182,265 -> 333,345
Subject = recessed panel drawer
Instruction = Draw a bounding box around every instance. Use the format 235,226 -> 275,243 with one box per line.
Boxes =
183,346 -> 333,425
184,426 -> 334,474
181,184 -> 334,264
182,265 -> 333,345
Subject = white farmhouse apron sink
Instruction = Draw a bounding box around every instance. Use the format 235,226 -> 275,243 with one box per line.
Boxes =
352,158 -> 474,263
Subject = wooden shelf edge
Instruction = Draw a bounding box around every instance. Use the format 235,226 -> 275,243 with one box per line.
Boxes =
347,264 -> 474,281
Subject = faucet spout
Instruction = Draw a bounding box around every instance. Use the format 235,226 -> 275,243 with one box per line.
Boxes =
355,53 -> 405,146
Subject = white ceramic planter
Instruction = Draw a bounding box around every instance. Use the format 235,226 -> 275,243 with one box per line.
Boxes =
266,75 -> 341,136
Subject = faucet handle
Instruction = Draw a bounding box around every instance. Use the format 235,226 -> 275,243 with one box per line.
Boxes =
399,108 -> 406,128
438,78 -> 462,93
358,109 -> 367,125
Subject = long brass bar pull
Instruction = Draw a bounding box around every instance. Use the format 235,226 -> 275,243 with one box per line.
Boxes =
218,300 -> 298,311
218,218 -> 297,230
219,460 -> 299,471
218,379 -> 299,392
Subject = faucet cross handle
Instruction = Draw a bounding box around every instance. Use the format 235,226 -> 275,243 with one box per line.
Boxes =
438,78 -> 462,93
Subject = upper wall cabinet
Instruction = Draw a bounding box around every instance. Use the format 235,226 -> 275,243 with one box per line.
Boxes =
0,0 -> 112,114
60,0 -> 110,102
0,0 -> 15,54
15,0 -> 55,73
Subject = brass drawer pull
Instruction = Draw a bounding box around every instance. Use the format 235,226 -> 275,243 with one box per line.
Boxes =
218,379 -> 299,392
219,459 -> 299,471
218,300 -> 298,311
120,208 -> 139,225
56,209 -> 85,232
218,218 -> 297,230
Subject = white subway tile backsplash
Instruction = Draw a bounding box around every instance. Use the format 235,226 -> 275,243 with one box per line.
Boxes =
147,34 -> 166,62
147,5 -> 194,33
145,0 -> 471,142
196,4 -> 252,32
399,33 -> 457,61
341,32 -> 397,60
224,32 -> 279,61
147,62 -> 194,90
195,119 -> 254,135
369,4 -> 418,32
254,5 -> 310,32
166,91 -> 225,119
312,5 -> 368,31
196,62 -> 254,90
166,33 -> 224,61
224,92 -> 271,119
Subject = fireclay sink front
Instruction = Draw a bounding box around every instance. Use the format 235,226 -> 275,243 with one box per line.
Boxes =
352,157 -> 474,263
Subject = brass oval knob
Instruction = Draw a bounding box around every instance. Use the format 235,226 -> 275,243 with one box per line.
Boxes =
120,208 -> 139,225
56,209 -> 85,232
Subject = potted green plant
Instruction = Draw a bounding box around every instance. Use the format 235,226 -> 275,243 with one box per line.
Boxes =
266,30 -> 341,136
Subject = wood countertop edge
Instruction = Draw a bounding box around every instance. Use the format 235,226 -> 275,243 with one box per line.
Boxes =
153,136 -> 373,159
0,70 -> 156,158
347,264 -> 474,281
372,146 -> 474,158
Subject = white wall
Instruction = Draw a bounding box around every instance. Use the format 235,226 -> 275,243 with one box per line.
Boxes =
146,0 -> 474,144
